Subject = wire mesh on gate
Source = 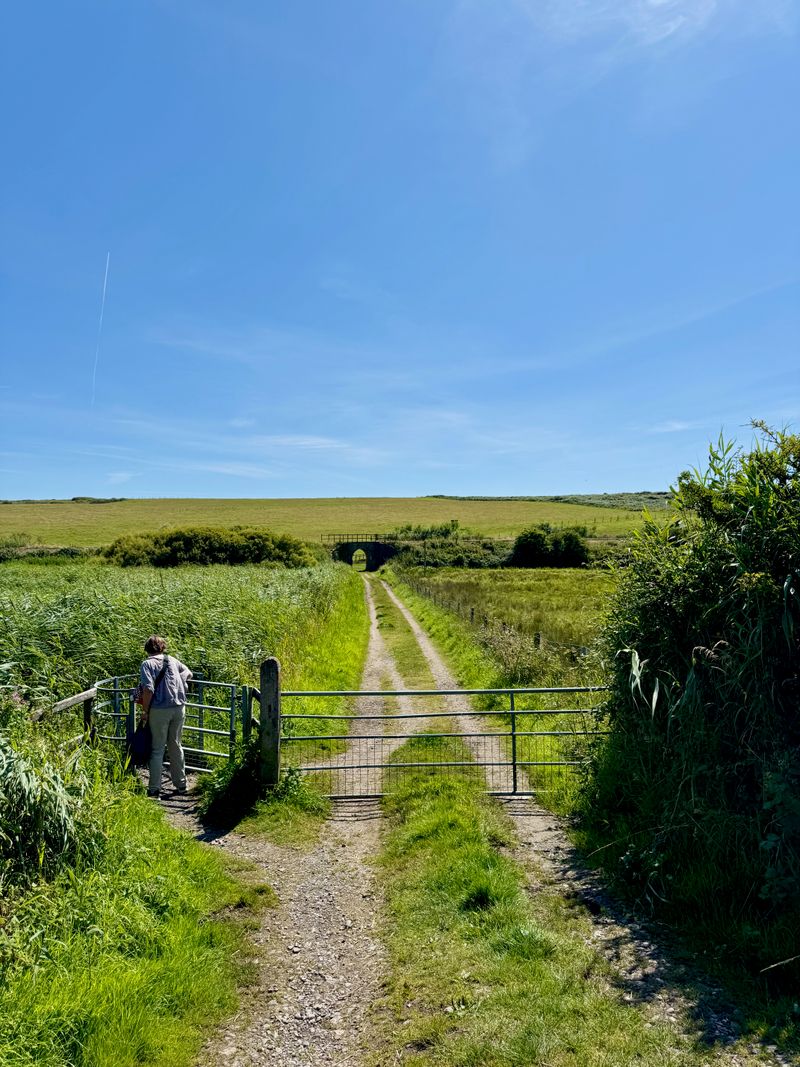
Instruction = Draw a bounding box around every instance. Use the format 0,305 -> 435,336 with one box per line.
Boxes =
280,687 -> 606,799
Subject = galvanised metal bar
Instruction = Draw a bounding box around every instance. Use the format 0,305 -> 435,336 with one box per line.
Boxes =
229,685 -> 237,759
283,686 -> 607,696
283,732 -> 516,742
281,707 -> 600,721
183,745 -> 228,759
295,760 -> 518,772
196,672 -> 205,755
510,691 -> 518,794
187,679 -> 237,689
182,726 -> 232,738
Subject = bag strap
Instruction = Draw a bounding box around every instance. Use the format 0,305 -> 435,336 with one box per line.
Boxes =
150,654 -> 169,703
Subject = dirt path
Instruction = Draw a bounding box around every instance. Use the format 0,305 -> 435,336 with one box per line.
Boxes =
295,578 -> 424,797
163,577 -> 429,1067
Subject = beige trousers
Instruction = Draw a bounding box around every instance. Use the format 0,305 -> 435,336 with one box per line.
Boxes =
148,704 -> 186,794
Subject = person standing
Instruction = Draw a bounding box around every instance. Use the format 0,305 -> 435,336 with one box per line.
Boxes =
139,635 -> 192,797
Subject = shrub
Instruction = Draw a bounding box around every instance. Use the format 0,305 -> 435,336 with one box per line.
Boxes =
580,425 -> 800,982
508,524 -> 589,568
104,526 -> 316,568
0,736 -> 89,885
394,539 -> 510,569
385,519 -> 464,541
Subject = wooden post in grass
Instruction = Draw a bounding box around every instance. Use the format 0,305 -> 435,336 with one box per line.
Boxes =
83,694 -> 96,745
259,658 -> 281,787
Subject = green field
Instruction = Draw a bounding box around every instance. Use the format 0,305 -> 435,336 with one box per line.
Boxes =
0,496 -> 646,547
400,566 -> 615,648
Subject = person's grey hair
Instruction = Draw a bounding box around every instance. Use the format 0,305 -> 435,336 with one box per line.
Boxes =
144,635 -> 167,655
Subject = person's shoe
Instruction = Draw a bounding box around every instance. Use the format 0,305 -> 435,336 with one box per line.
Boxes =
147,790 -> 161,798
174,784 -> 188,795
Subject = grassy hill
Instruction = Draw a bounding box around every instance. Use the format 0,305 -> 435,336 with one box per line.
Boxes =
0,496 -> 649,548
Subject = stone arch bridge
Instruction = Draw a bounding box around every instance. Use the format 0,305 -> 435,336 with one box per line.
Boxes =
321,533 -> 399,572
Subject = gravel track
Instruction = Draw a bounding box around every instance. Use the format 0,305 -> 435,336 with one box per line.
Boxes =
164,577 -> 432,1067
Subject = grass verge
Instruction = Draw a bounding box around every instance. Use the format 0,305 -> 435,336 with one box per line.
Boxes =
0,755 -> 271,1067
375,736 -> 718,1067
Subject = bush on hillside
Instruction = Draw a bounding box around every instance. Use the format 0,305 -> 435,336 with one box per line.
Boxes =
385,519 -> 464,541
508,525 -> 589,568
395,539 -> 510,569
104,526 -> 315,568
580,425 -> 800,982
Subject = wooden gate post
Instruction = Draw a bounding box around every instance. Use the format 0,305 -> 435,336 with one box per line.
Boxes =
83,694 -> 96,745
259,657 -> 281,787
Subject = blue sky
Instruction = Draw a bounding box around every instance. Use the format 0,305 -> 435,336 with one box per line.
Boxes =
1,0 -> 798,499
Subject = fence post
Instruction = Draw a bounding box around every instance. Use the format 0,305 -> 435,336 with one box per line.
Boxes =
83,695 -> 96,745
241,685 -> 252,744
259,658 -> 281,786
510,691 -> 518,795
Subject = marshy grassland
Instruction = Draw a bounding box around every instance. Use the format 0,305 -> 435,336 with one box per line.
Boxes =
386,565 -> 610,691
399,566 -> 615,647
0,560 -> 369,698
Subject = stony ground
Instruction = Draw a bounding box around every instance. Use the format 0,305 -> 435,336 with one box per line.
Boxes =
157,578 -> 794,1067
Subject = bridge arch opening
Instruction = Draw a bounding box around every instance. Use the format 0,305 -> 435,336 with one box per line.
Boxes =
351,548 -> 367,571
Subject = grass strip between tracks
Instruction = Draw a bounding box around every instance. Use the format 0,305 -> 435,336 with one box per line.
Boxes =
374,735 -> 714,1067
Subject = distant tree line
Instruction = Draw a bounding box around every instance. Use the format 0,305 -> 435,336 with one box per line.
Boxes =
392,522 -> 590,569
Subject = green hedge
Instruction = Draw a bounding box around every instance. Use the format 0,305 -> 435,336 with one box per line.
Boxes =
104,526 -> 315,568
580,426 -> 800,984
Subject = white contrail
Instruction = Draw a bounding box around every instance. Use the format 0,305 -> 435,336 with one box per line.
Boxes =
90,252 -> 111,408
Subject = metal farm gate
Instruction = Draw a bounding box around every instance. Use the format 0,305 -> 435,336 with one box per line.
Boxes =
280,684 -> 606,799
91,673 -> 245,773
51,662 -> 606,798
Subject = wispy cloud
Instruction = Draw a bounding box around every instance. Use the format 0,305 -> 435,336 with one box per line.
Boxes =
517,0 -> 796,47
441,0 -> 797,168
650,419 -> 696,434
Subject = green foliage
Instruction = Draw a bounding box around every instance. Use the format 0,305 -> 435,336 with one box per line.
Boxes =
0,561 -> 360,698
0,533 -> 93,563
0,700 -> 258,1066
385,518 -> 465,541
104,525 -> 315,568
580,426 -> 800,983
0,735 -> 101,886
508,523 -> 590,567
394,538 -> 510,569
